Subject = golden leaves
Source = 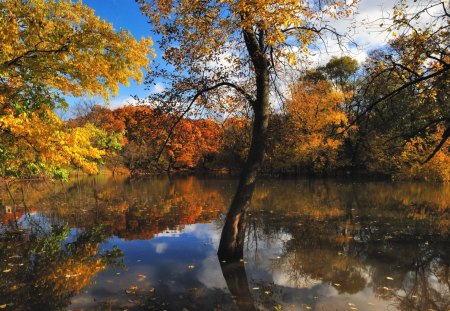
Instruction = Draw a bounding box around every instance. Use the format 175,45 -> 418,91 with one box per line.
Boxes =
284,80 -> 348,171
0,107 -> 108,177
1,0 -> 154,101
139,0 -> 355,67
0,0 -> 154,178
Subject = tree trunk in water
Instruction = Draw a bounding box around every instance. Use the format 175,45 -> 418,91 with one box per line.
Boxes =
218,29 -> 270,260
220,260 -> 257,311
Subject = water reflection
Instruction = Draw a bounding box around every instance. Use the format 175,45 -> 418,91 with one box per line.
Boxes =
0,177 -> 449,310
0,223 -> 122,310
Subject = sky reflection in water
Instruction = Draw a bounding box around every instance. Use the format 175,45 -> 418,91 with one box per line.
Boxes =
0,177 -> 449,310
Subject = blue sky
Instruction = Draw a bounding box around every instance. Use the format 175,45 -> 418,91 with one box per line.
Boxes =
63,0 -> 404,115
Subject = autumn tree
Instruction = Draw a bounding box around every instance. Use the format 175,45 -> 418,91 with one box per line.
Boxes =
0,0 -> 153,178
350,0 -> 450,175
137,0 -> 356,259
283,79 -> 348,173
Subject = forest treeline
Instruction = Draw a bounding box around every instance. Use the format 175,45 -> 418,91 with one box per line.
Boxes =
1,0 -> 449,182
68,53 -> 450,181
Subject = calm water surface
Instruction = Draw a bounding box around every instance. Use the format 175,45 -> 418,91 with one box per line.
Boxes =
0,177 -> 449,310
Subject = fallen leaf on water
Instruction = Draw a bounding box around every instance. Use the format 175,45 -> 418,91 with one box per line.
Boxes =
187,265 -> 195,269
264,291 -> 272,295
382,286 -> 390,290
126,285 -> 138,294
2,269 -> 11,273
137,274 -> 146,278
273,304 -> 283,311
386,276 -> 394,280
367,302 -> 375,306
0,304 -> 7,309
334,283 -> 341,287
252,287 -> 260,290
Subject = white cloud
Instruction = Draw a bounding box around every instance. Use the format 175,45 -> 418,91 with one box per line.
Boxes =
150,82 -> 166,94
155,242 -> 168,254
109,96 -> 138,109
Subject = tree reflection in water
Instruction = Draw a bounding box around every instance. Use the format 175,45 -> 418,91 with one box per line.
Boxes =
0,223 -> 123,310
0,178 -> 448,310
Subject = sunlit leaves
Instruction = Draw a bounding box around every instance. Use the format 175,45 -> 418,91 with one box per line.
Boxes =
281,80 -> 347,171
1,0 -> 153,103
0,0 -> 154,178
0,107 -> 109,178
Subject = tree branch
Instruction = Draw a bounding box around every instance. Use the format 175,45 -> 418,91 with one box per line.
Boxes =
347,65 -> 450,131
154,81 -> 255,162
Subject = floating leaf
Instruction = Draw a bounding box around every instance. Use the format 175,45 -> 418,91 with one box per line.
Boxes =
386,276 -> 394,280
187,264 -> 195,269
2,269 -> 11,273
273,304 -> 283,311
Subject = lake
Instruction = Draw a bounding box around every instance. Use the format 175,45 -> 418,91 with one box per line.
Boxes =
0,176 -> 449,310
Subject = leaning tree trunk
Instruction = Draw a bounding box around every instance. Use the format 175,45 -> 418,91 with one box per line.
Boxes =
217,29 -> 270,261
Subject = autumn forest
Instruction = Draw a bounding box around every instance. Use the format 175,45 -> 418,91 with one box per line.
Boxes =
1,0 -> 449,310
0,0 -> 449,182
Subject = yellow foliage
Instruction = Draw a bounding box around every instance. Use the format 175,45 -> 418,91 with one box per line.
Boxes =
0,0 -> 154,177
138,0 -> 355,69
393,127 -> 450,182
0,108 -> 106,176
0,0 -> 153,101
285,80 -> 347,171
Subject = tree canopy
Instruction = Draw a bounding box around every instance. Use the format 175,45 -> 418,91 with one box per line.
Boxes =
0,0 -> 153,178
